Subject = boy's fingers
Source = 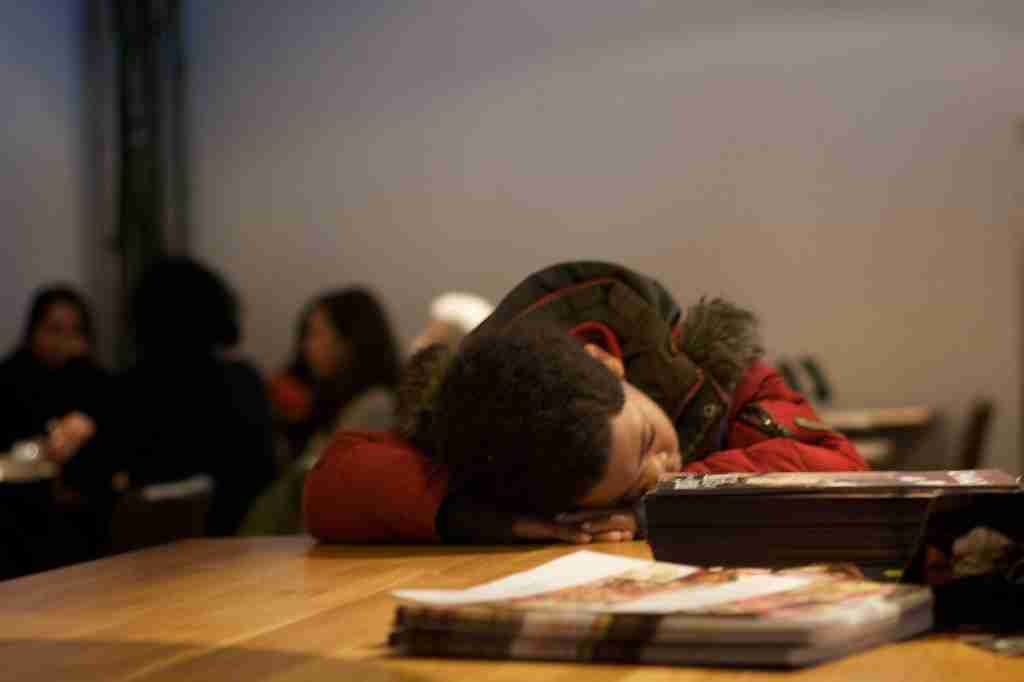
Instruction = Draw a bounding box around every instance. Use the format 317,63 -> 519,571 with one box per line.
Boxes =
511,518 -> 591,544
578,515 -> 637,535
590,530 -> 635,543
555,510 -> 616,524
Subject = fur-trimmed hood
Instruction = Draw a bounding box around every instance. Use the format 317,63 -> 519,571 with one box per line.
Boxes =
677,297 -> 764,393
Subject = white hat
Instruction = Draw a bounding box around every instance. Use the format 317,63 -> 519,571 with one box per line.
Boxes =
429,292 -> 494,334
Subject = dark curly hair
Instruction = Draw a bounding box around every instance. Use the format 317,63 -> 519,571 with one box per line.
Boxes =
398,321 -> 625,515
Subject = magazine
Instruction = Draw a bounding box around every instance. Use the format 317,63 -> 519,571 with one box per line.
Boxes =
390,551 -> 933,667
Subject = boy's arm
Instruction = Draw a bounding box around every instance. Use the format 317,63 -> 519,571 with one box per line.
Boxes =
683,361 -> 867,474
303,431 -> 449,543
304,431 -> 624,544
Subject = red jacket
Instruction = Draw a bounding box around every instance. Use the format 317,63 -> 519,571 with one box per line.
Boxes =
304,361 -> 866,543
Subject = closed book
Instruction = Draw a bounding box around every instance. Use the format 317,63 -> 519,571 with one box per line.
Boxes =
645,470 -> 1022,570
390,550 -> 933,668
651,470 -> 1020,496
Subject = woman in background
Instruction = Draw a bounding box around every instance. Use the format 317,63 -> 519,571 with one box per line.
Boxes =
0,285 -> 111,578
272,288 -> 401,459
242,288 -> 400,534
0,286 -> 107,462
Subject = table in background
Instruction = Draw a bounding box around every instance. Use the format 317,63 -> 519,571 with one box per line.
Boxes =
819,406 -> 935,468
2,537 -> 1020,682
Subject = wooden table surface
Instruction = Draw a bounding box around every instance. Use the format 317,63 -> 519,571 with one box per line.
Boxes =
1,537 -> 1020,681
818,406 -> 933,432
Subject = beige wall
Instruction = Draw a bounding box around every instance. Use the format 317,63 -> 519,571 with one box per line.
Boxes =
186,1 -> 1024,473
1,2 -> 88,353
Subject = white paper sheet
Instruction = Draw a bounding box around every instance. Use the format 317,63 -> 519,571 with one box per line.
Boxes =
393,550 -> 694,606
611,574 -> 811,614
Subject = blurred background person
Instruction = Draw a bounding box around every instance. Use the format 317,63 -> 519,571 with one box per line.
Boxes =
0,285 -> 112,578
270,288 -> 401,460
243,287 -> 400,535
115,257 -> 276,537
0,286 -> 107,461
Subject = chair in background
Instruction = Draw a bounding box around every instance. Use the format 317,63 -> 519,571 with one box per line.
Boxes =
108,475 -> 212,554
958,399 -> 995,470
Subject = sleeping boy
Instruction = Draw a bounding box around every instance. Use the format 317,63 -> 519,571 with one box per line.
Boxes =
304,261 -> 865,544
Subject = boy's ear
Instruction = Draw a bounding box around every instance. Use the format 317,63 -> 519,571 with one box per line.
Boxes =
584,343 -> 625,379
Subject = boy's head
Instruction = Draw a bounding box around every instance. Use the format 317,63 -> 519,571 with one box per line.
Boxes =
400,321 -> 681,514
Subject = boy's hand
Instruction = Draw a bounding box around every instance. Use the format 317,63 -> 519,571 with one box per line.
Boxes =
440,495 -> 642,545
508,517 -> 593,544
440,495 -> 592,544
554,508 -> 640,543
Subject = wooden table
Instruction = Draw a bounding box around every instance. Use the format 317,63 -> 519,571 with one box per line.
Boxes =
818,406 -> 935,468
818,406 -> 933,432
1,538 -> 1020,681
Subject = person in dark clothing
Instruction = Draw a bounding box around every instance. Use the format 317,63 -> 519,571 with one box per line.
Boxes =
0,286 -> 111,579
116,258 -> 276,536
0,286 -> 108,459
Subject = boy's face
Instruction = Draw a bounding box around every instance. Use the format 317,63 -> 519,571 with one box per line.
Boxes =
576,348 -> 682,509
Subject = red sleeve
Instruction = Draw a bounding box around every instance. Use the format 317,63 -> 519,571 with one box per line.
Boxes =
683,362 -> 867,474
303,431 -> 449,543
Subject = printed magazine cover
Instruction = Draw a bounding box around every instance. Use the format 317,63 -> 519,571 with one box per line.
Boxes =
391,551 -> 933,666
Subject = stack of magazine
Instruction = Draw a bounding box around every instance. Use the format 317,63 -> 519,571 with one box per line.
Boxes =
644,470 -> 1022,572
390,551 -> 933,668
